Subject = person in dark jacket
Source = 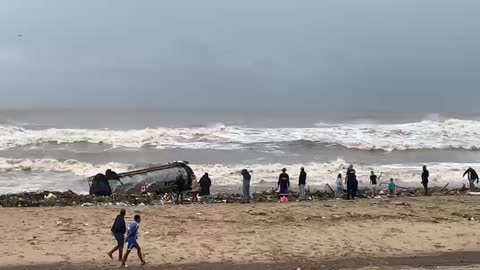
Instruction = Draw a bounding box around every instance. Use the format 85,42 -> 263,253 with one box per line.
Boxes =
105,169 -> 124,193
370,171 -> 378,197
199,173 -> 212,196
298,167 -> 307,200
175,171 -> 185,204
106,169 -> 120,181
108,209 -> 126,261
422,165 -> 429,196
463,167 -> 479,191
241,169 -> 252,203
346,165 -> 358,200
278,168 -> 290,199
90,173 -> 112,196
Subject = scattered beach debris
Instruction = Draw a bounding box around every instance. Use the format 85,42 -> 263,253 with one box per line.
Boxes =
46,193 -> 57,200
81,203 -> 94,207
0,185 -> 470,208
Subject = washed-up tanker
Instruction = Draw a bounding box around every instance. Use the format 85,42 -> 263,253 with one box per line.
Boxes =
88,161 -> 196,196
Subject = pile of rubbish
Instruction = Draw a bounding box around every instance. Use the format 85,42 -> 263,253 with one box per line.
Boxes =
0,184 -> 469,208
0,191 -> 156,207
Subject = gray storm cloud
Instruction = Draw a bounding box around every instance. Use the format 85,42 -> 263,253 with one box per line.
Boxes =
0,0 -> 479,112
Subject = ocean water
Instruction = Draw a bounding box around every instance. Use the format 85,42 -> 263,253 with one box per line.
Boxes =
0,109 -> 479,194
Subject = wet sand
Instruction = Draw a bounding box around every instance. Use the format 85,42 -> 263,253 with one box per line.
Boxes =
4,252 -> 480,270
2,196 -> 480,269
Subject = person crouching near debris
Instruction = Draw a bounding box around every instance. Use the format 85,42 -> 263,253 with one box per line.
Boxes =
121,215 -> 146,267
191,176 -> 200,203
388,178 -> 396,196
336,173 -> 343,199
108,209 -> 126,261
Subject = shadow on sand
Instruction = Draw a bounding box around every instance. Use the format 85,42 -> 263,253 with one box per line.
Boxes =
3,251 -> 480,270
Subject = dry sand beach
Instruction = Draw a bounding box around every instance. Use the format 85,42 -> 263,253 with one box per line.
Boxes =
2,196 -> 480,270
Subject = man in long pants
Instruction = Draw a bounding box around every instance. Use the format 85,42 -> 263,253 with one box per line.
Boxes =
241,169 -> 251,203
346,165 -> 357,200
298,167 -> 307,200
422,165 -> 429,196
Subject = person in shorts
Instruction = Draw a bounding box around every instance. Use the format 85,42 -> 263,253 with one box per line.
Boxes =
121,215 -> 146,267
108,209 -> 126,261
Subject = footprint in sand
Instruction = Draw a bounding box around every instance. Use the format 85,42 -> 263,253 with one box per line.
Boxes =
200,243 -> 214,253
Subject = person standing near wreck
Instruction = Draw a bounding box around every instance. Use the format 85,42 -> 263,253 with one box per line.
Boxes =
278,168 -> 290,199
191,176 -> 200,203
421,165 -> 429,196
463,167 -> 479,191
241,169 -> 252,203
345,165 -> 358,200
175,171 -> 185,204
199,173 -> 212,197
370,171 -> 378,197
336,173 -> 343,199
298,167 -> 307,200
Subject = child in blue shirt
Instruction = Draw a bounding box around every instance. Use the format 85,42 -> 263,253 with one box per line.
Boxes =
121,215 -> 146,267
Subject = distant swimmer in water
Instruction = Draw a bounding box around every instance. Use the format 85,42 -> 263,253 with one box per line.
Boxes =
463,167 -> 479,191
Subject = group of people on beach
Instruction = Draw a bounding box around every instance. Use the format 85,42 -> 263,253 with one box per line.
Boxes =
239,164 -> 480,201
237,164 -> 433,202
176,163 -> 480,205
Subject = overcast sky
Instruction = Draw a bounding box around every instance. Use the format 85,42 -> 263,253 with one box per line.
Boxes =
1,0 -> 479,112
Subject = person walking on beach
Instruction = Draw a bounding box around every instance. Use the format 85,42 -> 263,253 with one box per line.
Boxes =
121,215 -> 146,267
108,209 -> 126,261
370,171 -> 378,197
421,165 -> 429,196
191,176 -> 200,203
336,173 -> 343,199
122,215 -> 147,268
241,169 -> 251,203
346,165 -> 358,200
298,167 -> 307,200
199,173 -> 212,202
463,167 -> 479,191
175,171 -> 185,204
278,168 -> 290,199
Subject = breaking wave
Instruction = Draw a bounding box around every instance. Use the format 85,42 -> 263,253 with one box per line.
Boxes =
0,158 -> 133,177
0,118 -> 479,151
0,157 -> 476,194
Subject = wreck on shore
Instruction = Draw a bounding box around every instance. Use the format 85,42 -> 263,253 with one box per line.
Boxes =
88,161 -> 196,196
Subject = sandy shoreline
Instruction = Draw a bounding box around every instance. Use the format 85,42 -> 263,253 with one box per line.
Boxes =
2,196 -> 480,269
